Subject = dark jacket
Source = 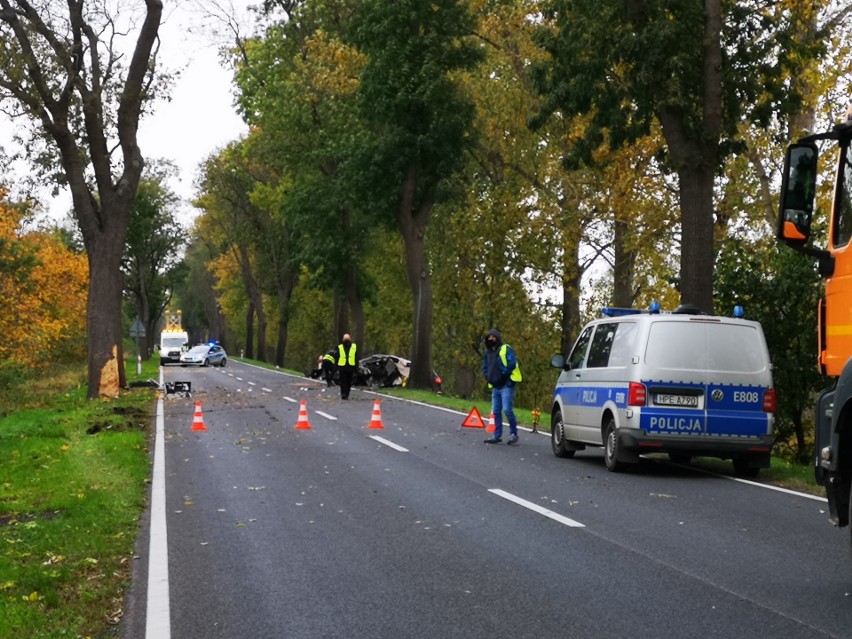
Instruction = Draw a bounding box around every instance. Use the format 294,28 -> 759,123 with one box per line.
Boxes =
482,329 -> 517,388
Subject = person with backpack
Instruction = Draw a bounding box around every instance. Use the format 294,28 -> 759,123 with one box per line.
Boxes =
482,328 -> 522,445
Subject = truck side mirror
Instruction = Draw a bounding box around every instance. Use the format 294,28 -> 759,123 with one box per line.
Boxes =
777,143 -> 818,246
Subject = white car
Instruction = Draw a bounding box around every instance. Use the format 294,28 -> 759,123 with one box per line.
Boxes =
180,343 -> 227,367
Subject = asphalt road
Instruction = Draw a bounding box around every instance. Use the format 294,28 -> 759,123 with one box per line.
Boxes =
121,360 -> 852,639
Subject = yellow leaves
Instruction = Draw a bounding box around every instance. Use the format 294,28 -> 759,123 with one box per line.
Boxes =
0,194 -> 88,369
300,31 -> 365,99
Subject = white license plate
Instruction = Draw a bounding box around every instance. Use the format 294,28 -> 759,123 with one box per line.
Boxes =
655,394 -> 699,407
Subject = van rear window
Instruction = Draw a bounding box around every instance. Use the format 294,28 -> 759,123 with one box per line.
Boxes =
645,322 -> 767,373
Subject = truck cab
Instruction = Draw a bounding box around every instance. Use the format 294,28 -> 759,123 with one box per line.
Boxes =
777,107 -> 852,530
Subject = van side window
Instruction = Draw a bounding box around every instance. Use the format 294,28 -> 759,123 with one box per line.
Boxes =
587,322 -> 617,368
607,321 -> 637,367
568,326 -> 593,370
587,321 -> 637,368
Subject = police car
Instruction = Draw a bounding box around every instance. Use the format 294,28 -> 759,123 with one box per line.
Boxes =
549,303 -> 775,477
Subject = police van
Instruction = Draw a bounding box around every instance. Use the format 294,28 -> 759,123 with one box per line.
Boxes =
549,303 -> 775,477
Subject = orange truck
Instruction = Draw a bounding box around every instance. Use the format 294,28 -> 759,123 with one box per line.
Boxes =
777,106 -> 852,537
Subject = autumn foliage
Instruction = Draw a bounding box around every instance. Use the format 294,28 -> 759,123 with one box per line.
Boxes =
0,191 -> 88,371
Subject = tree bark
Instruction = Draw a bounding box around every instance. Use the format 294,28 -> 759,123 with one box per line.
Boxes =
612,213 -> 636,307
398,163 -> 436,389
560,230 -> 582,355
651,0 -> 721,314
244,301 -> 255,360
236,243 -> 267,361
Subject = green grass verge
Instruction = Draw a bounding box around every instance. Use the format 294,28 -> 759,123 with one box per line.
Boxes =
0,358 -> 158,639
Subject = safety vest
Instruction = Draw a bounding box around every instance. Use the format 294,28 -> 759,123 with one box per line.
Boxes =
500,344 -> 522,382
338,342 -> 357,366
322,353 -> 335,363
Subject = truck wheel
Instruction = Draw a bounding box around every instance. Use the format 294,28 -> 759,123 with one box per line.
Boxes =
732,457 -> 760,478
603,417 -> 628,472
551,410 -> 575,458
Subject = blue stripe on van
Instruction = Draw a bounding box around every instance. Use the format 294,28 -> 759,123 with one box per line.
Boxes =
553,384 -> 630,409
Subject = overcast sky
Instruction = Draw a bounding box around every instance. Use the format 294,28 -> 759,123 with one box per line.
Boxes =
138,2 -> 252,220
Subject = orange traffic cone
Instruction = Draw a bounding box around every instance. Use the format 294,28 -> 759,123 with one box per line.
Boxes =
191,401 -> 207,432
368,399 -> 384,430
485,412 -> 496,433
295,400 -> 312,430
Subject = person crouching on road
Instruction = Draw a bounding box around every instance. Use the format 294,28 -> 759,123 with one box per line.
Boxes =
321,350 -> 336,387
337,334 -> 357,400
482,328 -> 521,445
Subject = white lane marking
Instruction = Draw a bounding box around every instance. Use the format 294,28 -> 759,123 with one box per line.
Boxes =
370,435 -> 409,453
236,376 -> 244,381
248,381 -> 257,386
315,411 -> 338,421
261,387 -> 273,393
146,373 -> 171,638
488,488 -> 585,528
284,397 -> 298,403
695,468 -> 827,502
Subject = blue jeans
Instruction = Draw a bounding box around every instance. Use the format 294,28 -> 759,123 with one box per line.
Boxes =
491,383 -> 517,439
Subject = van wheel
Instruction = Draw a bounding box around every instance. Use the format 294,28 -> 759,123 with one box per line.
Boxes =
220,358 -> 226,368
203,358 -> 209,367
603,417 -> 627,472
732,457 -> 760,478
551,410 -> 575,458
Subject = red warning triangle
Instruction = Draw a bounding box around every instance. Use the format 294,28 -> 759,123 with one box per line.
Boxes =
462,406 -> 486,429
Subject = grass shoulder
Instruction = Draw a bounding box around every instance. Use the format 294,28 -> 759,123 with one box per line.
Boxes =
0,358 -> 158,638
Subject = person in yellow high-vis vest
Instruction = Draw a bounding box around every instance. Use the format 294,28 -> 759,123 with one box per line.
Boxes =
337,334 -> 357,399
321,350 -> 337,387
482,328 -> 522,444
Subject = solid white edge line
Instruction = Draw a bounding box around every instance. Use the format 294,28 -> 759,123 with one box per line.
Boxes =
489,488 -> 585,528
369,435 -> 409,453
146,372 -> 171,638
315,410 -> 338,421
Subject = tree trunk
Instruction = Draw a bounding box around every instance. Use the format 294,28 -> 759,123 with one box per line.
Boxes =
333,289 -> 348,343
244,301 -> 255,360
236,243 -> 266,361
560,230 -> 582,355
793,412 -> 808,465
86,232 -> 127,397
674,164 -> 716,313
274,272 -> 298,368
345,261 -> 365,353
653,0 -> 721,314
398,164 -> 436,389
612,213 -> 636,307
